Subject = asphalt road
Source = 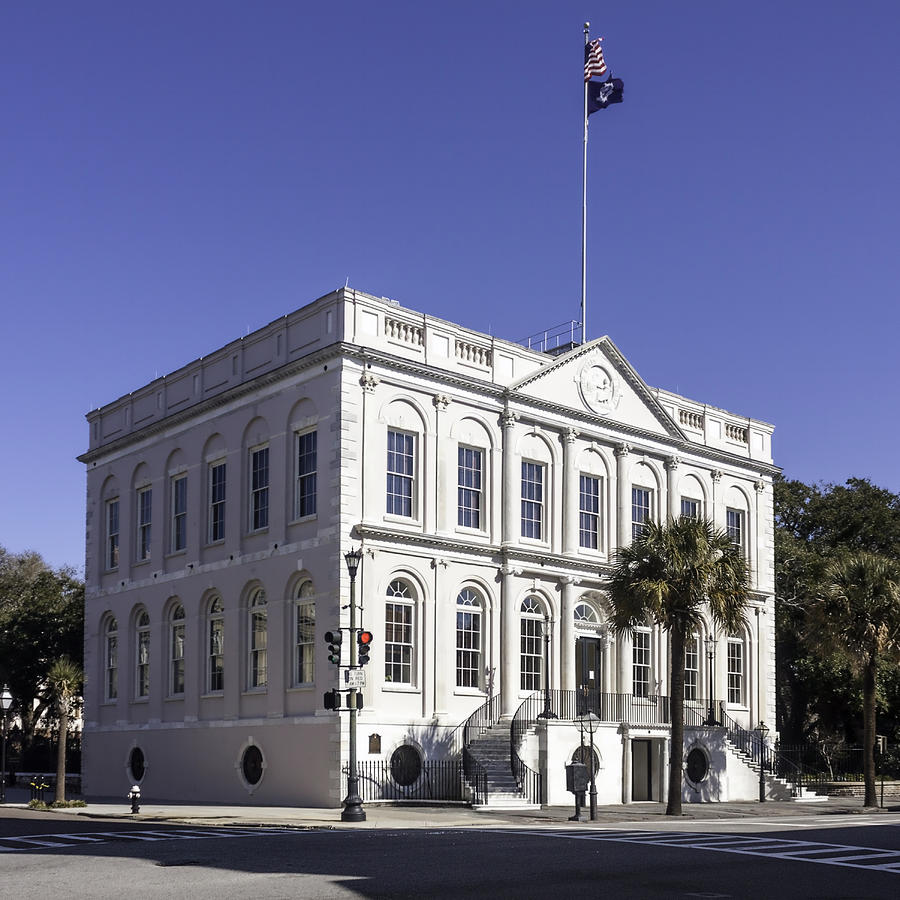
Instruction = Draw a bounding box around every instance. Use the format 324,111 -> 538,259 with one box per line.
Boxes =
1,809 -> 899,898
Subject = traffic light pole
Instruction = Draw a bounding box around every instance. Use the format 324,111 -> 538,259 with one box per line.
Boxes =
341,548 -> 365,822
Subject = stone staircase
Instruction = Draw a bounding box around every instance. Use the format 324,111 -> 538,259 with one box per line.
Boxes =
467,719 -> 539,810
724,738 -> 828,802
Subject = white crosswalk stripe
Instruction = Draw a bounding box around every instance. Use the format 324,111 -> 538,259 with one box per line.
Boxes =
486,828 -> 900,873
0,827 -> 289,852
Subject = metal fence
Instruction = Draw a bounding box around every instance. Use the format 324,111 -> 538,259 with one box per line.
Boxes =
342,759 -> 466,803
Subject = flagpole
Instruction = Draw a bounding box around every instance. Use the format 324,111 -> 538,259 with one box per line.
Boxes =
581,22 -> 590,344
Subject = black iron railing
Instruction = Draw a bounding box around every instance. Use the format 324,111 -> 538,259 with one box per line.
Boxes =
343,760 -> 465,802
447,693 -> 503,806
510,693 -> 544,804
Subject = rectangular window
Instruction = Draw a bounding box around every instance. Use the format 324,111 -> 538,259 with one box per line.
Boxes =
295,601 -> 315,685
520,617 -> 543,691
633,629 -> 651,698
727,508 -> 744,554
457,446 -> 483,529
521,461 -> 544,540
106,499 -> 120,570
136,487 -> 152,561
207,615 -> 224,694
250,446 -> 269,531
170,619 -> 185,696
680,497 -> 699,520
208,461 -> 226,543
456,607 -> 482,689
579,475 -> 600,549
105,628 -> 118,701
386,430 -> 415,517
171,474 -> 187,553
249,608 -> 268,689
631,487 -> 652,540
684,635 -> 699,701
295,430 -> 317,519
385,602 -> 414,684
727,639 -> 744,704
136,628 -> 150,698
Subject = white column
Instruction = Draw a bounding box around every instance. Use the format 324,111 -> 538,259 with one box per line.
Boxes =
666,456 -> 680,522
501,411 -> 518,547
432,394 -> 451,536
562,428 -> 579,556
622,726 -> 632,804
615,443 -> 631,551
661,737 -> 670,804
431,557 -> 448,717
500,565 -> 519,716
560,576 -> 578,691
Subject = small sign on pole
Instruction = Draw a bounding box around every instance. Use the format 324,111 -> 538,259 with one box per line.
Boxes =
344,668 -> 366,689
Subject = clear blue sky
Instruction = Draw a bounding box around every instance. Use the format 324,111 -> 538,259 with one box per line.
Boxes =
2,2 -> 899,573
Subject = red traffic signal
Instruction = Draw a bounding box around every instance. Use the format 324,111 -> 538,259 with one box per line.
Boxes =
357,630 -> 373,666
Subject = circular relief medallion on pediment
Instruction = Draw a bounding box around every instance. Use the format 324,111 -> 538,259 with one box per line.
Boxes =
578,363 -> 619,414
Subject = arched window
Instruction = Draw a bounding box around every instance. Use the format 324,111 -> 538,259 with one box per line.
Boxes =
385,580 -> 415,685
169,603 -> 185,696
294,581 -> 316,685
104,617 -> 118,701
135,610 -> 150,699
632,624 -> 652,698
248,589 -> 268,689
727,632 -> 747,706
684,633 -> 700,701
206,596 -> 224,694
456,588 -> 483,689
520,596 -> 545,692
574,603 -> 598,625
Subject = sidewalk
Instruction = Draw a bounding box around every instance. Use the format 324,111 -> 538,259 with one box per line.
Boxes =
2,786 -> 896,830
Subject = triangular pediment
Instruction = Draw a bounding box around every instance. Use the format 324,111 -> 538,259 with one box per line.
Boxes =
508,337 -> 684,438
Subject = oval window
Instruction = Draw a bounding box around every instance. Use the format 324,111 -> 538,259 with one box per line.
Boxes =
389,745 -> 422,787
686,747 -> 709,783
571,745 -> 600,779
128,747 -> 145,782
242,745 -> 264,786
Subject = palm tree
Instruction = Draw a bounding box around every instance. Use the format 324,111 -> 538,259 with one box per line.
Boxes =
606,517 -> 750,816
811,552 -> 900,808
48,658 -> 83,805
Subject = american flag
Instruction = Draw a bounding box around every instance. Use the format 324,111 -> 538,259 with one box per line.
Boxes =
584,38 -> 607,81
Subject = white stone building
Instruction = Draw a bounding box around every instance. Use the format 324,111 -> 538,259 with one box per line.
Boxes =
80,287 -> 779,807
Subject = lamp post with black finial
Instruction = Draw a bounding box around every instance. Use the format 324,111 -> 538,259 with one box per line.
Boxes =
341,547 -> 366,823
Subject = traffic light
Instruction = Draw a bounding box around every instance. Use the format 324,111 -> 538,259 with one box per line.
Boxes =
323,689 -> 342,710
325,630 -> 343,665
357,630 -> 373,666
353,691 -> 364,711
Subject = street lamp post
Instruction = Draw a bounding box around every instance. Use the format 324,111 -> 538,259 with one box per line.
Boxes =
537,614 -> 558,720
579,710 -> 600,820
341,547 -> 366,823
0,686 -> 12,804
756,721 -> 770,803
704,637 -> 717,726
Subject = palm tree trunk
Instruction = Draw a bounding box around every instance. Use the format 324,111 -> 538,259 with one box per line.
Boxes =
667,624 -> 686,816
863,658 -> 877,809
55,707 -> 67,805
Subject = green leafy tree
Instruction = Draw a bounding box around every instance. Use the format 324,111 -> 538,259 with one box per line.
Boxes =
606,517 -> 750,816
0,546 -> 84,756
48,658 -> 82,804
809,552 -> 900,807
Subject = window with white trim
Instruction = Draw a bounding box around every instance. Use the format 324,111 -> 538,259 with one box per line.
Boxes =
208,461 -> 226,544
631,487 -> 652,540
684,634 -> 699,701
520,596 -> 544,691
385,580 -> 415,684
104,617 -> 118,701
135,610 -> 150,698
726,508 -> 745,555
136,486 -> 152,561
456,588 -> 483,689
457,446 -> 483,529
294,430 -> 317,519
521,462 -> 544,540
169,604 -> 185,696
294,581 -> 315,685
248,589 -> 268,689
680,497 -> 700,520
249,447 -> 269,532
206,596 -> 224,693
386,430 -> 415,517
579,474 -> 600,549
727,636 -> 744,705
105,499 -> 120,570
632,627 -> 651,698
171,475 -> 187,553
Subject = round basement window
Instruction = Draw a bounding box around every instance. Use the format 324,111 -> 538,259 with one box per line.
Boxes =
686,747 -> 710,784
389,745 -> 422,787
128,746 -> 145,783
241,745 -> 264,786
